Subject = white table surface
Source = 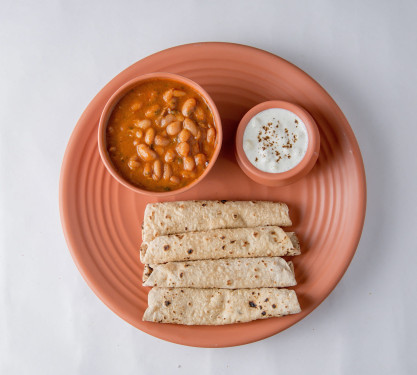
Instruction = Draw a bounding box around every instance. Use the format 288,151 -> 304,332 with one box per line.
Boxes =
1,0 -> 417,374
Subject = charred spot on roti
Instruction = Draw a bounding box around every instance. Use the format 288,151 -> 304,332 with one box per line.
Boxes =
202,203 -> 207,207
184,226 -> 188,230
233,214 -> 238,219
222,245 -> 225,250
179,272 -> 184,278
144,265 -> 153,277
220,200 -> 227,203
264,298 -> 269,302
164,301 -> 171,306
272,304 -> 276,308
163,245 -> 170,251
220,236 -> 225,239
249,301 -> 257,308
261,311 -> 266,316
187,249 -> 193,254
230,240 -> 236,244
227,280 -> 232,285
175,234 -> 184,239
253,232 -> 259,237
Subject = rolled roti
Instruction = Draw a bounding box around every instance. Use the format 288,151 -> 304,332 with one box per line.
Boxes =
143,287 -> 301,325
140,226 -> 300,264
143,257 -> 296,288
142,200 -> 292,242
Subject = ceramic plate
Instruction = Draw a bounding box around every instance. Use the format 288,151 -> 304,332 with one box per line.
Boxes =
59,42 -> 366,347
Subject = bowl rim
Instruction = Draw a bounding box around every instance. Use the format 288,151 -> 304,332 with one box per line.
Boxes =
97,72 -> 223,196
235,100 -> 320,184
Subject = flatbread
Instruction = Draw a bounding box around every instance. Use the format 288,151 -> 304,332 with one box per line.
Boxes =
142,200 -> 292,243
143,287 -> 301,325
140,226 -> 300,264
143,257 -> 296,288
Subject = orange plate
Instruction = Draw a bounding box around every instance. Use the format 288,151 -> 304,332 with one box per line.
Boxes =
59,43 -> 366,348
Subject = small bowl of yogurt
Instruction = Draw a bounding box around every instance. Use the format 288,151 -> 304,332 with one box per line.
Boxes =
235,100 -> 320,187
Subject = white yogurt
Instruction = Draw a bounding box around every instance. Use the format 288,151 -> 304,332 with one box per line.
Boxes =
243,108 -> 308,173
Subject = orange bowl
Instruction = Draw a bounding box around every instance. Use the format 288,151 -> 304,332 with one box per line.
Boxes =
98,72 -> 223,196
235,100 -> 320,187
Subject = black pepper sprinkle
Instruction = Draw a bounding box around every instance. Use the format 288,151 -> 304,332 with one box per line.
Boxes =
254,117 -> 300,167
249,301 -> 257,308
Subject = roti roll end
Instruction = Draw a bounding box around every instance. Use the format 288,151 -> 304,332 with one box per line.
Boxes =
139,242 -> 148,263
142,264 -> 153,283
287,232 -> 301,255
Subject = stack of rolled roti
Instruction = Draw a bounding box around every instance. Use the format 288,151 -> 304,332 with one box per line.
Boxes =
140,200 -> 301,325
